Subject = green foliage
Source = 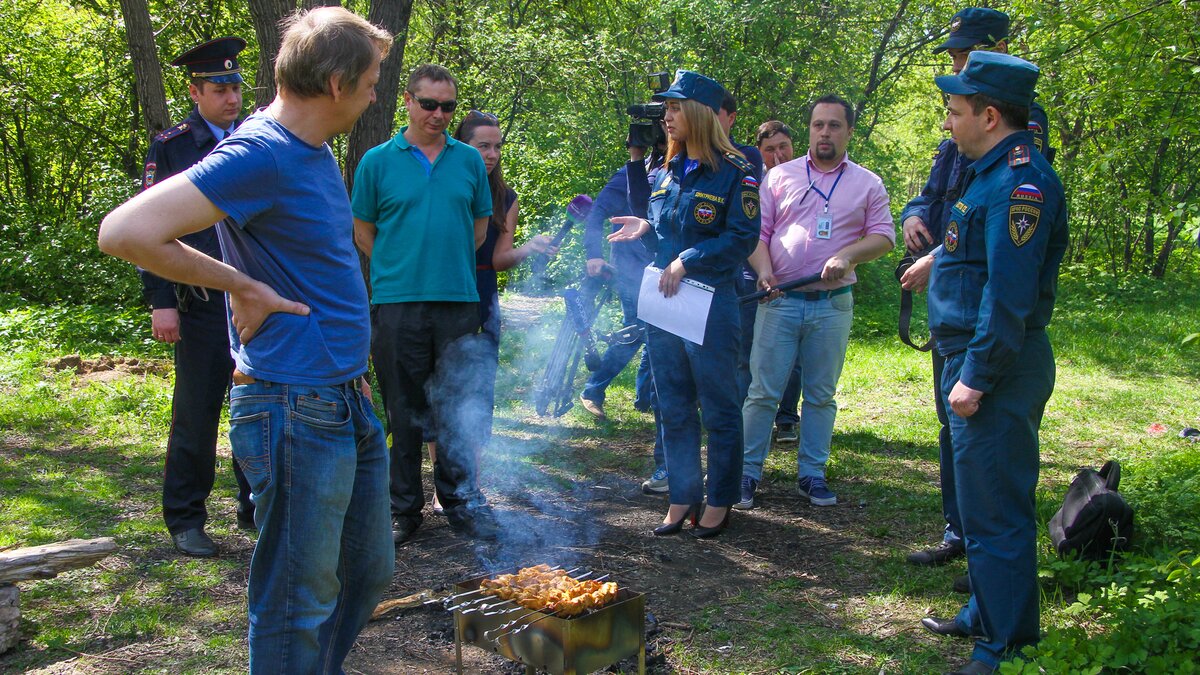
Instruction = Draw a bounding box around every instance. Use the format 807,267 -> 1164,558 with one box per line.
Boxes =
1006,553 -> 1200,675
0,303 -> 162,355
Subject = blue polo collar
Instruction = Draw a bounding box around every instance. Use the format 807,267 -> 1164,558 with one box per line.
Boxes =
392,126 -> 459,150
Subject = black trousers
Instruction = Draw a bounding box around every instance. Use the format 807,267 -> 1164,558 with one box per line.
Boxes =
162,291 -> 253,535
370,302 -> 490,527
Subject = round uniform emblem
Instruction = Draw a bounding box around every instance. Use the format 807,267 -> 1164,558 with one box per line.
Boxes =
945,221 -> 959,253
950,16 -> 962,32
225,59 -> 234,70
694,201 -> 717,225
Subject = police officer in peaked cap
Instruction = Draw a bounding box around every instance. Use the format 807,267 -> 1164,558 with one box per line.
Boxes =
899,7 -> 1054,575
139,36 -> 253,557
920,51 -> 1068,675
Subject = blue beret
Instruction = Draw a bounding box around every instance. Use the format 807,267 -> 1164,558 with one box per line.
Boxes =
171,37 -> 246,85
653,70 -> 725,114
935,51 -> 1039,107
933,8 -> 1010,54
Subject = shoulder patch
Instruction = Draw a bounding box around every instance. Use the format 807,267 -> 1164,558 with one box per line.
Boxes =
154,122 -> 191,143
143,162 -> 157,188
741,174 -> 759,189
1010,183 -> 1043,203
1009,204 -> 1040,247
723,151 -> 754,175
1008,145 -> 1031,167
742,190 -> 759,219
1027,121 -> 1043,135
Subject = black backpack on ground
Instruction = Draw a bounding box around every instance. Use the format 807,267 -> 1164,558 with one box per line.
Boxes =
1049,460 -> 1135,561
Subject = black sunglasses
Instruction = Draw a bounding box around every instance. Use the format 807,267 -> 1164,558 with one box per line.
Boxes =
407,90 -> 457,113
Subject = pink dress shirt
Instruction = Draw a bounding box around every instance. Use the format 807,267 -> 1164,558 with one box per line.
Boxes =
759,152 -> 895,290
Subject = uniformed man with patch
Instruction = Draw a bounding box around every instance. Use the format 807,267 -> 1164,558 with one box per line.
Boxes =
899,7 -> 1054,572
918,51 -> 1068,675
140,37 -> 253,557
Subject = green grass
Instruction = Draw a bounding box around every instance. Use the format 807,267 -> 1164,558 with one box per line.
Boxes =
2,267 -> 1199,673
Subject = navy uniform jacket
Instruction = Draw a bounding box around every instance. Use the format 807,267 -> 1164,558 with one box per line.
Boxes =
139,106 -> 234,309
645,151 -> 761,288
928,130 -> 1068,393
582,165 -> 654,281
901,102 -> 1050,251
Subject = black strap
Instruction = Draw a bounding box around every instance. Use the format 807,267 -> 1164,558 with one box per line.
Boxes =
898,288 -> 933,352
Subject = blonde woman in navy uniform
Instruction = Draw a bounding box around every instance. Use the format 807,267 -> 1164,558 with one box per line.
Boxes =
140,37 -> 253,557
609,71 -> 760,538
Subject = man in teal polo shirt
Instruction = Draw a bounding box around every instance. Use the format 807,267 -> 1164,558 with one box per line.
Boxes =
352,63 -> 495,544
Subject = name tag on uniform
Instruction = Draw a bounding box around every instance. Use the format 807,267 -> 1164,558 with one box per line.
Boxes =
816,212 -> 833,239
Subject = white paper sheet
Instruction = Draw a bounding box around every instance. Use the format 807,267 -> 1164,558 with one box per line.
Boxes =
636,266 -> 714,345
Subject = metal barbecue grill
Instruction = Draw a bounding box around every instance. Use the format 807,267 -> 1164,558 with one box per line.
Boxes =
450,567 -> 645,675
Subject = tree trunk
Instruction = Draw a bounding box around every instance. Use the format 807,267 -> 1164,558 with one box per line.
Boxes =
0,584 -> 17,654
117,0 -> 171,142
0,538 -> 118,585
343,0 -> 416,193
247,0 -> 294,107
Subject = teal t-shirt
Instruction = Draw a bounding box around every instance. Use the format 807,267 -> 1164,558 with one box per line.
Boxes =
351,127 -> 492,303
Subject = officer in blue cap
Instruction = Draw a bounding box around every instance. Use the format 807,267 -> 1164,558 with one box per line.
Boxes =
899,7 -> 1053,575
608,69 -> 760,539
918,50 -> 1068,675
139,36 -> 252,557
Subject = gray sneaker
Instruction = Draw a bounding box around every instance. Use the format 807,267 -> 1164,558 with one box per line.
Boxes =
733,476 -> 758,510
641,467 -> 669,494
775,422 -> 798,443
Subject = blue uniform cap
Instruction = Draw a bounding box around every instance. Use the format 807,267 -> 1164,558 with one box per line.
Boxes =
933,7 -> 1009,54
171,37 -> 246,84
935,51 -> 1039,107
653,70 -> 726,114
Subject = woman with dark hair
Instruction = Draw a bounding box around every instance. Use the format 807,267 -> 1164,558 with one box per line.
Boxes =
609,71 -> 760,538
424,110 -> 555,514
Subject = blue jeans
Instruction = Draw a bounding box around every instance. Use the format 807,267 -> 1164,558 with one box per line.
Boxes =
581,273 -> 653,411
645,288 -> 743,507
734,272 -> 803,427
742,292 -> 853,481
229,378 -> 394,674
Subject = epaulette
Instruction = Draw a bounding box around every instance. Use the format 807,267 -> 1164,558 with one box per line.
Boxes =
155,122 -> 192,143
1008,145 -> 1032,167
724,151 -> 754,175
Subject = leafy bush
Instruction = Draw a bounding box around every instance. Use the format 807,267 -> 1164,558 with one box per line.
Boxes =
1006,553 -> 1200,675
0,304 -> 164,356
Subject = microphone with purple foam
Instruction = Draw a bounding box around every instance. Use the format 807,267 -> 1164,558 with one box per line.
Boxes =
529,194 -> 594,284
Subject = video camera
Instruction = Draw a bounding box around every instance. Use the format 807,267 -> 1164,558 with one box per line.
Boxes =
626,72 -> 671,149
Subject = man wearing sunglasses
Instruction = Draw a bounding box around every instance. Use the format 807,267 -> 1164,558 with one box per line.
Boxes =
352,64 -> 499,545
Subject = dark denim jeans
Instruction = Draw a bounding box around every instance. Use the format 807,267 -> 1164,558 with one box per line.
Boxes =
646,287 -> 743,507
229,378 -> 394,674
581,272 -> 654,410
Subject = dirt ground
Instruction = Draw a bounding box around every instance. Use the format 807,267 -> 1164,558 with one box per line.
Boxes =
344,440 -> 878,675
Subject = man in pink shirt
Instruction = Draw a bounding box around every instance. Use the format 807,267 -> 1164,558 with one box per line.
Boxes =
738,95 -> 894,509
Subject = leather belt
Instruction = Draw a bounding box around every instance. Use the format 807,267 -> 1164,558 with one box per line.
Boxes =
786,285 -> 852,301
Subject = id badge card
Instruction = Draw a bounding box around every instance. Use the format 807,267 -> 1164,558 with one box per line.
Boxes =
816,210 -> 833,240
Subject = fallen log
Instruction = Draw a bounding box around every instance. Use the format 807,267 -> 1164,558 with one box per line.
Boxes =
0,538 -> 118,585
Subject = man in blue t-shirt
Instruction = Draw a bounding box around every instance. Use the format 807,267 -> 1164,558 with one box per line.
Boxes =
99,8 -> 395,673
351,64 -> 497,545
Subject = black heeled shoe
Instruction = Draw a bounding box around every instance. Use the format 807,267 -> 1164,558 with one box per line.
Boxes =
653,503 -> 701,536
690,506 -> 731,539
